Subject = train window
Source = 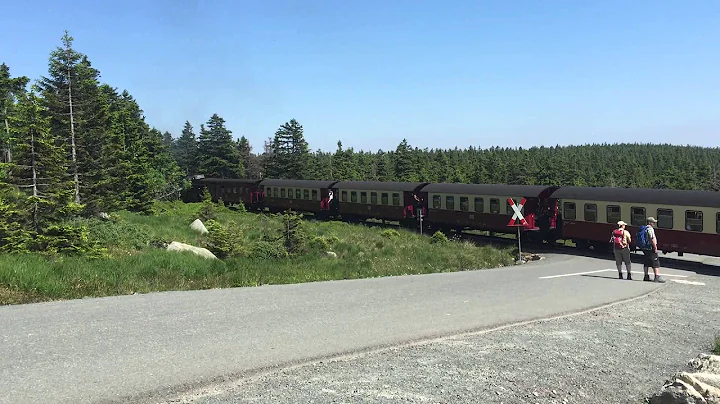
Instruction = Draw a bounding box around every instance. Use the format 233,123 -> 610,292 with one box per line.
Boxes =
392,193 -> 400,206
716,212 -> 720,234
563,202 -> 576,220
371,192 -> 378,204
446,196 -> 455,210
474,197 -> 484,213
460,197 -> 469,212
296,189 -> 302,199
351,191 -> 357,203
312,190 -> 318,200
606,205 -> 621,224
631,207 -> 645,226
657,209 -> 673,229
381,193 -> 389,205
490,198 -> 500,214
289,188 -> 295,199
433,195 -> 441,209
341,191 -> 347,202
506,200 -> 515,215
360,192 -> 367,203
685,210 -> 703,232
584,203 -> 597,222
273,188 -> 278,198
265,187 -> 271,197
303,189 -> 310,200
281,188 -> 286,198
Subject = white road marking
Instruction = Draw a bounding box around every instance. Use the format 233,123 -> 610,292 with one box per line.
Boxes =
670,279 -> 705,286
538,269 -> 614,279
539,269 -> 690,279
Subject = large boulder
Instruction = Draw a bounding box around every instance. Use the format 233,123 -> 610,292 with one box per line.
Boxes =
190,219 -> 208,234
649,354 -> 720,404
166,241 -> 217,260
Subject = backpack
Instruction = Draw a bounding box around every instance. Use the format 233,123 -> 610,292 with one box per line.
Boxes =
611,229 -> 626,249
635,225 -> 651,250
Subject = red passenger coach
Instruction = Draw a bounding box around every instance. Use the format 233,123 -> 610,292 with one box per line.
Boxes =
421,183 -> 560,242
550,186 -> 720,257
332,181 -> 429,226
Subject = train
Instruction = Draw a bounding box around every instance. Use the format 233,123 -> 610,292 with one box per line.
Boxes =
183,176 -> 720,258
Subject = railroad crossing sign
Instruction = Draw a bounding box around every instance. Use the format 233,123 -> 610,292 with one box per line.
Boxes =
507,198 -> 528,227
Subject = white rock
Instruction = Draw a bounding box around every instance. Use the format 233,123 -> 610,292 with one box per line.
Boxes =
325,251 -> 338,258
190,219 -> 208,234
166,241 -> 217,260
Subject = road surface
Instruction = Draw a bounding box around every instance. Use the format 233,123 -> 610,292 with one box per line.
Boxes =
0,252 -> 701,404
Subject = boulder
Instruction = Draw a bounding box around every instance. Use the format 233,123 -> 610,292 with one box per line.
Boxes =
166,241 -> 217,260
649,354 -> 720,404
324,251 -> 338,258
190,219 -> 208,234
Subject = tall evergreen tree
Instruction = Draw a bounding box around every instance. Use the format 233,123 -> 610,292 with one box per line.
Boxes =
0,63 -> 30,164
37,31 -> 104,205
266,119 -> 309,179
174,121 -> 199,176
196,114 -> 243,178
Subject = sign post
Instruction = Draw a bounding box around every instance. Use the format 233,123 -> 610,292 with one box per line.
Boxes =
508,198 -> 528,263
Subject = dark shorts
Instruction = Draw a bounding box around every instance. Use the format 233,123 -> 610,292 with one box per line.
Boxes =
642,249 -> 659,268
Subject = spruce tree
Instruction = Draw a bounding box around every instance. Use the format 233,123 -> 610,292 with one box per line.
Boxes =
0,63 -> 30,164
196,114 -> 243,178
267,119 -> 309,179
174,121 -> 199,176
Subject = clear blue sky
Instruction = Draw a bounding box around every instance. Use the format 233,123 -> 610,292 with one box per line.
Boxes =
2,0 -> 719,153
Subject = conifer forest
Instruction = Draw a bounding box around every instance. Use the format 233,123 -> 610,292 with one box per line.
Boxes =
1,32 -> 719,256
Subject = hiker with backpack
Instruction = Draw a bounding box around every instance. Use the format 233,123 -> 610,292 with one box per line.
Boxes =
610,221 -> 632,279
635,217 -> 666,283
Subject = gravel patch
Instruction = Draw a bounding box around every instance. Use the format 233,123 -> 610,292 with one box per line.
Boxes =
170,273 -> 720,404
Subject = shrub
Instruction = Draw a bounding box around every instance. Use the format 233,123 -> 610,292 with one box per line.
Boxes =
248,240 -> 288,259
309,236 -> 330,251
279,211 -> 307,255
380,229 -> 400,239
202,219 -> 243,259
431,230 -> 449,244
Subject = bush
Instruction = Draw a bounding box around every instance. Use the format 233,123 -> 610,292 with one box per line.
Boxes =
309,235 -> 339,252
279,211 -> 307,255
431,230 -> 449,244
380,229 -> 400,239
248,240 -> 288,259
202,219 -> 243,259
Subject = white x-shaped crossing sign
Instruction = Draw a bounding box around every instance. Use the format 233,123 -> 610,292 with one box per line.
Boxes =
507,197 -> 528,226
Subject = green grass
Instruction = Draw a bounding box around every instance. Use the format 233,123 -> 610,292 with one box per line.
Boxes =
713,335 -> 720,355
0,201 -> 516,305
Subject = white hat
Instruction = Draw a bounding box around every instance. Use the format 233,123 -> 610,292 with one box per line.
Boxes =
617,220 -> 627,226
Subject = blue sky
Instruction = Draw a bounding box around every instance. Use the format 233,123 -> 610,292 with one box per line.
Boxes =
2,0 -> 719,153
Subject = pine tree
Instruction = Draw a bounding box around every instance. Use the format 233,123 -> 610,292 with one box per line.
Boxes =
0,63 -> 30,164
196,114 -> 243,178
9,88 -> 76,232
266,119 -> 309,179
37,31 -> 104,206
174,121 -> 199,176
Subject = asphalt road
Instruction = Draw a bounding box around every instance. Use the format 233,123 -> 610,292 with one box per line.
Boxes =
0,252 -> 698,404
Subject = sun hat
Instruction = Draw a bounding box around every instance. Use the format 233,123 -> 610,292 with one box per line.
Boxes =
617,220 -> 627,226
647,217 -> 658,223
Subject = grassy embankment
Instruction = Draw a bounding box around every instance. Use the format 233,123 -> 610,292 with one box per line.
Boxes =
0,200 -> 516,305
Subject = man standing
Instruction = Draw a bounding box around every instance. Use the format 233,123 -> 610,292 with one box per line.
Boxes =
642,217 -> 665,283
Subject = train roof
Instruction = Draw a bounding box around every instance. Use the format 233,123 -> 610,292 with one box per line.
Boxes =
421,183 -> 557,197
196,178 -> 262,185
550,186 -> 720,208
333,181 -> 430,192
259,179 -> 340,188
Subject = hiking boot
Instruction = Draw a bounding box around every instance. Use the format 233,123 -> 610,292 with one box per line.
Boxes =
643,274 -> 651,281
654,276 -> 666,283
627,273 -> 632,281
618,272 -> 624,279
